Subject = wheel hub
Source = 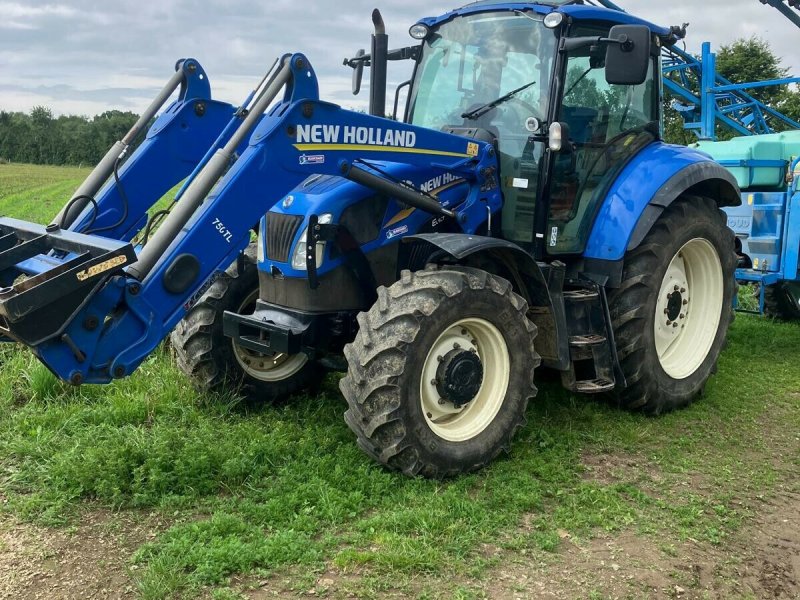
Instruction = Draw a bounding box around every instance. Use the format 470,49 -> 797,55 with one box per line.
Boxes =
435,349 -> 484,409
666,289 -> 684,322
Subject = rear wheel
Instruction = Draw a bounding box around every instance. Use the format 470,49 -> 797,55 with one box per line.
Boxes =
170,244 -> 318,401
764,282 -> 800,320
608,196 -> 736,414
340,266 -> 539,478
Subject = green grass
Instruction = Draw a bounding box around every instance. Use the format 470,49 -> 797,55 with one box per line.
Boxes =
0,163 -> 798,599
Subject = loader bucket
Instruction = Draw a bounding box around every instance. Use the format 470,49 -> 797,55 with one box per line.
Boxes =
0,218 -> 136,347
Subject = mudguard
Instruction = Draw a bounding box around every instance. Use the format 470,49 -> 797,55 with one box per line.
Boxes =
584,143 -> 741,262
406,233 -> 570,368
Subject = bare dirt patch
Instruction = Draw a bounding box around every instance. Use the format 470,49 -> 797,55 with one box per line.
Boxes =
0,509 -> 164,600
486,491 -> 800,600
231,489 -> 800,600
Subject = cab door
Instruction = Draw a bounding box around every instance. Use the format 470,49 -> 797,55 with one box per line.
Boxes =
547,23 -> 659,255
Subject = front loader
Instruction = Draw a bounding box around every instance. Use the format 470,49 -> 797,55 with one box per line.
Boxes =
3,2 -> 740,478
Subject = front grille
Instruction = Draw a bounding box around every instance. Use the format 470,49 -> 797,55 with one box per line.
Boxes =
266,213 -> 303,263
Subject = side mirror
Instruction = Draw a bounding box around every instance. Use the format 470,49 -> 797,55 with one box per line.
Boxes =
605,25 -> 651,86
352,49 -> 366,95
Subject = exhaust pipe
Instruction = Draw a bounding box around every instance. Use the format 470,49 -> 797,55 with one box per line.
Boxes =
369,9 -> 388,118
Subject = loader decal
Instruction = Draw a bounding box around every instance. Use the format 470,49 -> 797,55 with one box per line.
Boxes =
294,124 -> 473,158
76,255 -> 128,282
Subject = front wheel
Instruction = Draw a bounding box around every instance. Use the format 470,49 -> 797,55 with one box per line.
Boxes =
340,266 -> 539,478
608,196 -> 737,414
170,244 -> 319,402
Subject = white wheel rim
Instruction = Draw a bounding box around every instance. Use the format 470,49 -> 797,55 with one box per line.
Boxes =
231,289 -> 308,382
419,318 -> 511,442
654,238 -> 723,380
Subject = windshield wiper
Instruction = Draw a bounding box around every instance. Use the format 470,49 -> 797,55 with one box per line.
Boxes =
461,80 -> 536,120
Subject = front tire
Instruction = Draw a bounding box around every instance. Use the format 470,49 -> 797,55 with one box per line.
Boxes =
340,266 -> 539,478
170,244 -> 318,402
608,196 -> 736,414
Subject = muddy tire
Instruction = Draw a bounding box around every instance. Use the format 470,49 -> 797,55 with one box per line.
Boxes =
608,196 -> 737,415
340,266 -> 539,478
170,244 -> 318,401
764,282 -> 800,321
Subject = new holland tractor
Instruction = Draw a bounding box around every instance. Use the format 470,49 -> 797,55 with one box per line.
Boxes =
0,1 -> 739,477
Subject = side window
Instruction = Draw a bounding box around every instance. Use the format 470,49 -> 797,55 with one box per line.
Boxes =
547,24 -> 657,255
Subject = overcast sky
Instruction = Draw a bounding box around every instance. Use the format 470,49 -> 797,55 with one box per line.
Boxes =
0,0 -> 798,117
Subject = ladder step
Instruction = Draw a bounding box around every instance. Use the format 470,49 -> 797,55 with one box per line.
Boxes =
569,334 -> 607,347
574,378 -> 615,394
563,289 -> 599,301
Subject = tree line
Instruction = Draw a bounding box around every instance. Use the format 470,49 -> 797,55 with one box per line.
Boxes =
1,37 -> 799,167
0,107 -> 138,166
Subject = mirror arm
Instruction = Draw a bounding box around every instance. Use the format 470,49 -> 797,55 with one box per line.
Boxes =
559,35 -> 628,53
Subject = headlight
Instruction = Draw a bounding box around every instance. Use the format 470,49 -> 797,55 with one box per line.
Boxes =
543,12 -> 564,29
291,213 -> 333,270
409,23 -> 429,40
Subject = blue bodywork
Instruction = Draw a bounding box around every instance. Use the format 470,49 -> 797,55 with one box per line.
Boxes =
584,143 -> 735,261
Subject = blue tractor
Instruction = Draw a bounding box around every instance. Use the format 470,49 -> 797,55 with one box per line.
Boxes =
0,1 -> 739,477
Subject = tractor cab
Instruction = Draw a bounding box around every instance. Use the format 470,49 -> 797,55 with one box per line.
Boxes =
404,3 -> 664,255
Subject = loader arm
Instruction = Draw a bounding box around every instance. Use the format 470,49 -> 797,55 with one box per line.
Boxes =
14,59 -> 256,284
0,53 -> 500,385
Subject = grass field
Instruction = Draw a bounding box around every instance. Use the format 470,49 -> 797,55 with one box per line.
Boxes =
0,162 -> 798,599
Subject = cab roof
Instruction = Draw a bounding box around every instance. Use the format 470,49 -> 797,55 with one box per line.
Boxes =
417,1 -> 671,37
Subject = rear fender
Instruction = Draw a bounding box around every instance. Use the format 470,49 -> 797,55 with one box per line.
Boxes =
406,233 -> 570,368
584,143 -> 741,263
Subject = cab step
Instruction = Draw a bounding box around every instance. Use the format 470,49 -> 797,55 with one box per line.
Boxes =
561,282 -> 618,395
574,378 -> 616,394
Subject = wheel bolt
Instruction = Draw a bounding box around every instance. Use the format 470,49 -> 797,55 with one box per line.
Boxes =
426,412 -> 433,418
437,355 -> 444,362
470,348 -> 477,354
666,320 -> 672,326
683,299 -> 688,306
431,379 -> 439,386
453,343 -> 461,350
679,314 -> 685,319
673,322 -> 679,328
680,288 -> 686,293
461,329 -> 468,335
438,398 -> 446,405
674,285 -> 680,292
664,308 -> 669,315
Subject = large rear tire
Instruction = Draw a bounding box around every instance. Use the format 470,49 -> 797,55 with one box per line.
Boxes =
608,196 -> 736,415
340,266 -> 539,478
170,244 -> 318,401
764,282 -> 800,320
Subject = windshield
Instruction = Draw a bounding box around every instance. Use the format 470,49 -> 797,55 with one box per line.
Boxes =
408,11 -> 558,245
408,12 -> 557,130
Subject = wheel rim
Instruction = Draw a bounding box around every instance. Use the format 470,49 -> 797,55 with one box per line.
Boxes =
419,318 -> 510,442
653,238 -> 724,380
231,289 -> 308,382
